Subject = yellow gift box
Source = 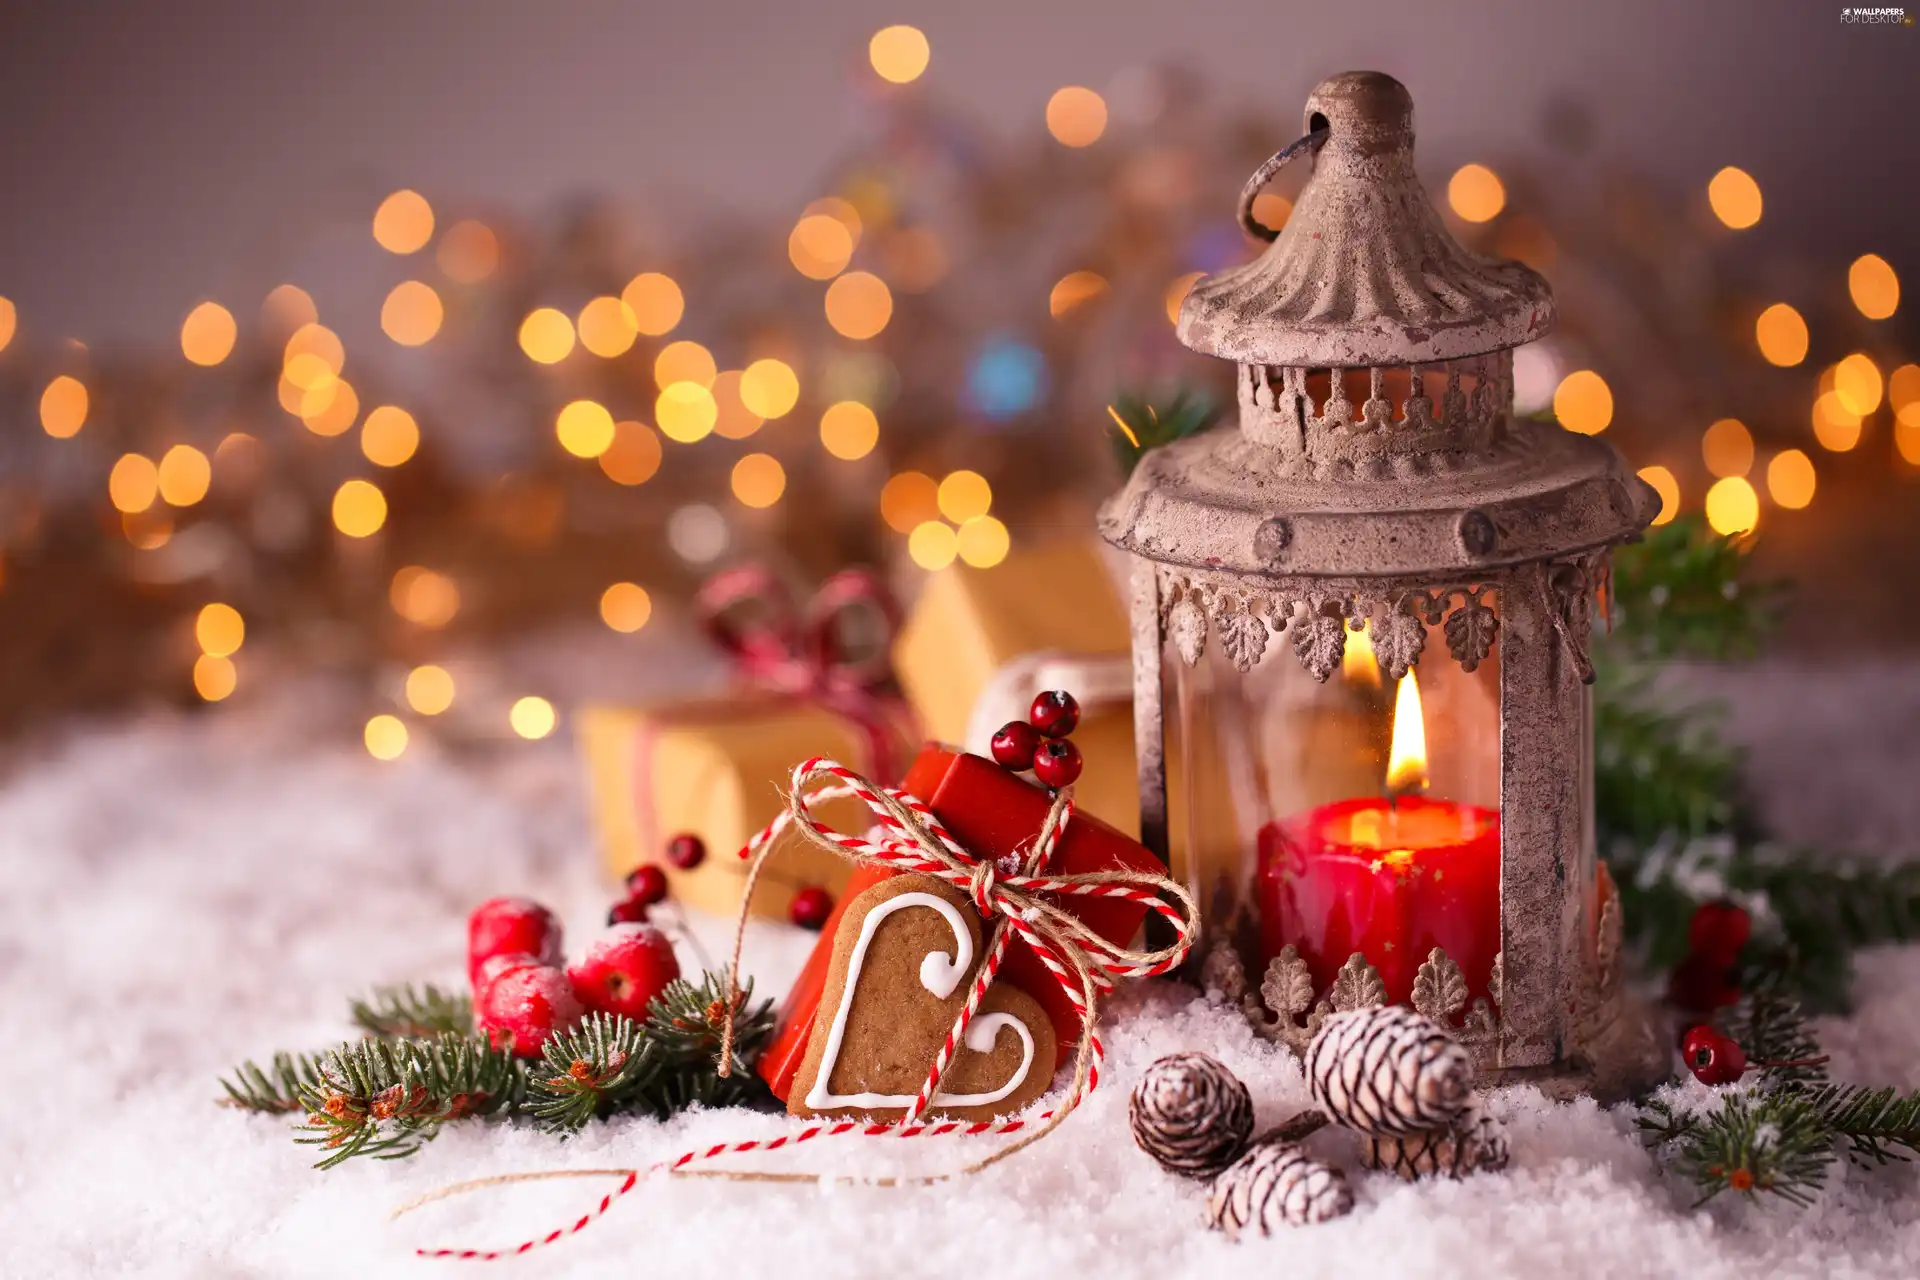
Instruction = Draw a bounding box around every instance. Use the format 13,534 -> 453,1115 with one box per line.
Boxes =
578,696 -> 919,919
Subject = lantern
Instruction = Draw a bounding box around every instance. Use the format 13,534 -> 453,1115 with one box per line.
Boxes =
1099,72 -> 1666,1097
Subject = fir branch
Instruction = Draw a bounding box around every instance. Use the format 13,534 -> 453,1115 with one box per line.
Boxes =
1668,1090 -> 1835,1208
220,1051 -> 328,1115
645,972 -> 777,1076
1802,1084 -> 1920,1167
1106,389 -> 1216,476
1607,517 -> 1779,663
349,983 -> 473,1039
528,1013 -> 660,1135
1634,1097 -> 1700,1149
292,1033 -> 522,1169
1722,974 -> 1826,1086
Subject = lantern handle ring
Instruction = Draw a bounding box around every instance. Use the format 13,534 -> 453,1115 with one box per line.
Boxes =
1236,127 -> 1329,243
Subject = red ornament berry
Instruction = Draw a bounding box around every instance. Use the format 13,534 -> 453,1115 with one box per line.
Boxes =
478,964 -> 584,1058
1029,689 -> 1080,739
625,863 -> 670,907
606,898 -> 650,926
991,720 -> 1042,771
467,897 -> 562,987
567,923 -> 681,1021
472,951 -> 541,1000
1686,900 -> 1752,966
789,886 -> 834,930
1682,1024 -> 1748,1085
1033,737 -> 1083,789
1667,953 -> 1742,1013
665,832 -> 708,871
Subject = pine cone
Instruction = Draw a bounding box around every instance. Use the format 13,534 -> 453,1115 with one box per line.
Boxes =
1306,1005 -> 1472,1137
1362,1097 -> 1510,1179
1205,1139 -> 1353,1236
1129,1052 -> 1255,1178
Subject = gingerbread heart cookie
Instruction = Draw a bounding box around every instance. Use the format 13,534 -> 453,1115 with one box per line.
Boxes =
789,873 -> 1058,1122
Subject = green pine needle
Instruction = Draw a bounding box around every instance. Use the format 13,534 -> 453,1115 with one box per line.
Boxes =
291,1033 -> 522,1169
220,1051 -> 328,1115
1105,389 -> 1216,476
349,983 -> 473,1039
1670,1090 -> 1836,1208
528,1012 -> 659,1135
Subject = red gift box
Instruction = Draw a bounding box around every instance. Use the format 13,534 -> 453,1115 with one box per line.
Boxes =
757,744 -> 1164,1102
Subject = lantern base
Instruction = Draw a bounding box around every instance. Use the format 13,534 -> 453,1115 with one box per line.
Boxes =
1479,989 -> 1673,1105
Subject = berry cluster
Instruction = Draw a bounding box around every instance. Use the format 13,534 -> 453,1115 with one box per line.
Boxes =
990,689 -> 1084,790
1666,899 -> 1752,1013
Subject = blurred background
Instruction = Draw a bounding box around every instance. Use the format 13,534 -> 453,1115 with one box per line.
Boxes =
0,0 -> 1915,752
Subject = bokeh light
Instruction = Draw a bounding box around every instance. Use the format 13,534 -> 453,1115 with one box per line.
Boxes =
262,284 -> 317,331
0,296 -> 15,352
1164,271 -> 1203,325
1049,271 -> 1108,319
711,371 -> 765,440
361,405 -> 420,467
599,420 -> 663,485
825,271 -> 893,339
1766,449 -> 1817,509
577,295 -> 638,357
1891,364 -> 1920,426
284,323 -> 344,382
391,567 -> 459,627
180,301 -> 237,366
869,25 -> 930,83
739,358 -> 800,418
1812,390 -> 1863,452
790,215 -> 856,280
655,340 -> 717,388
556,399 -> 617,458
196,602 -> 245,656
1848,253 -> 1899,320
157,444 -> 211,506
437,219 -> 499,282
518,308 -> 576,363
41,375 -> 88,437
109,453 -> 159,514
1447,164 -> 1506,222
1707,167 -> 1762,229
194,654 -> 237,703
600,582 -> 653,633
937,470 -> 992,522
1833,352 -> 1883,415
1636,466 -> 1679,525
300,377 -> 360,437
1754,303 -> 1808,367
621,273 -> 684,336
656,382 -> 718,442
1249,194 -> 1292,236
1704,476 -> 1759,535
1701,418 -> 1753,478
1046,86 -> 1107,147
381,280 -> 444,345
510,696 -> 557,740
1553,369 -> 1613,434
820,401 -> 879,460
406,664 -> 455,715
365,714 -> 409,760
1898,421 -> 1920,466
332,479 -> 388,537
880,471 -> 939,532
908,521 -> 959,570
957,516 -> 1011,568
373,189 -> 434,254
730,453 -> 787,508
666,504 -> 729,563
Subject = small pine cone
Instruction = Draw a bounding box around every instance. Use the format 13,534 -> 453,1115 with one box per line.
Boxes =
1306,1005 -> 1472,1137
1205,1139 -> 1353,1237
1130,1052 -> 1255,1178
1362,1097 -> 1510,1180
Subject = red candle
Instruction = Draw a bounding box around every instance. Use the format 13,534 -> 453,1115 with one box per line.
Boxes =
1255,670 -> 1501,1006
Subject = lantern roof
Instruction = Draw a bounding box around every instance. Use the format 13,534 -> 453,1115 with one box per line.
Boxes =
1176,72 -> 1553,369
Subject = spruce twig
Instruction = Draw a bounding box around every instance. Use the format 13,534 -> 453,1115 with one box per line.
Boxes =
528,1013 -> 658,1135
1802,1085 -> 1920,1167
1669,1091 -> 1835,1207
349,983 -> 473,1039
1105,389 -> 1216,477
220,1051 -> 328,1115
292,1033 -> 522,1169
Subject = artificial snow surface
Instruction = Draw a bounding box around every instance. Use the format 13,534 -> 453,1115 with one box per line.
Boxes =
4,660 -> 1920,1278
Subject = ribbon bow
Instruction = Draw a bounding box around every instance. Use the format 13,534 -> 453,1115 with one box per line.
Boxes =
697,565 -> 900,701
401,759 -> 1197,1262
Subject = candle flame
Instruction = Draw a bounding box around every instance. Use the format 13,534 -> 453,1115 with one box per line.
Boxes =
1386,670 -> 1429,794
1342,623 -> 1381,687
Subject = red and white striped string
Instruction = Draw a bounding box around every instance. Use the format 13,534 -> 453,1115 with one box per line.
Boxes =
400,755 -> 1196,1261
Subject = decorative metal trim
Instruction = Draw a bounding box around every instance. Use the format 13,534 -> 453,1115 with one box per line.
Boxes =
1232,944 -> 1500,1057
1238,353 -> 1513,471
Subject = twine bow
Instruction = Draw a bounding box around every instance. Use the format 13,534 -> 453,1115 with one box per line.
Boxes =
398,758 -> 1197,1262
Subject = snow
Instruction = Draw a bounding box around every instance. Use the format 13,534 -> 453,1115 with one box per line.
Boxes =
3,659 -> 1920,1279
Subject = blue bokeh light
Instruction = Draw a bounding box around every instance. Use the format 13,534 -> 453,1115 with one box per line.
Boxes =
967,338 -> 1048,421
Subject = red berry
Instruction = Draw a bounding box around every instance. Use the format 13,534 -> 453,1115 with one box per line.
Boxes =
1687,900 -> 1752,966
991,720 -> 1042,771
1682,1024 -> 1748,1085
478,964 -> 583,1058
665,833 -> 708,871
625,863 -> 669,907
472,951 -> 541,1000
1667,953 -> 1742,1013
607,898 -> 650,926
467,897 -> 562,987
1029,690 -> 1080,739
567,923 -> 681,1021
789,886 -> 834,930
1032,737 -> 1083,789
